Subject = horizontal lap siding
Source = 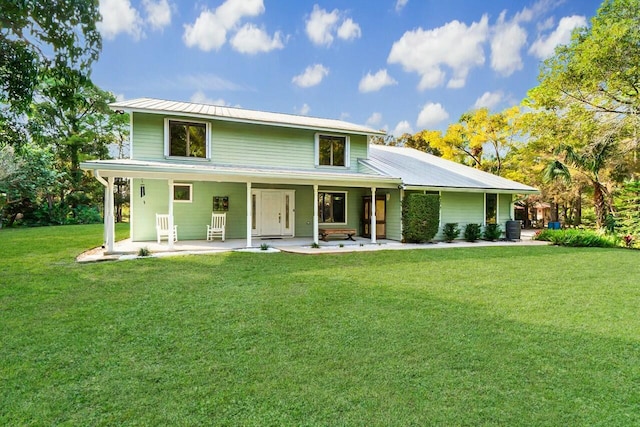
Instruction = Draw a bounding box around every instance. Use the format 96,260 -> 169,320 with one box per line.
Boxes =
131,179 -> 247,241
385,190 -> 401,241
439,192 -> 484,239
132,113 -> 164,160
498,194 -> 513,224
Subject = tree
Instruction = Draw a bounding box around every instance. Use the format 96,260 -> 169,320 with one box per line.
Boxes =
405,130 -> 443,156
431,106 -> 522,175
530,0 -> 640,118
0,0 -> 101,112
0,143 -> 60,226
543,132 -> 620,228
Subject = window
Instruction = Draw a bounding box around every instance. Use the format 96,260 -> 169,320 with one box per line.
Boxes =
485,193 -> 497,224
173,184 -> 192,202
316,134 -> 349,167
318,192 -> 346,224
166,120 -> 208,158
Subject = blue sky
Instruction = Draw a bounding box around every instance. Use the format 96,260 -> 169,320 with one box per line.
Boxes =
92,0 -> 603,135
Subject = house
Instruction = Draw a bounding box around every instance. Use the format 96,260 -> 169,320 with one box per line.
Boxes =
80,98 -> 537,252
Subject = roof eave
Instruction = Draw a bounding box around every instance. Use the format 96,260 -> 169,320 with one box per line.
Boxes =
109,103 -> 386,137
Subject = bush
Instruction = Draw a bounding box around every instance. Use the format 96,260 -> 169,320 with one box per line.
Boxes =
534,229 -> 620,248
402,193 -> 440,243
442,223 -> 460,242
483,223 -> 502,241
464,223 -> 482,242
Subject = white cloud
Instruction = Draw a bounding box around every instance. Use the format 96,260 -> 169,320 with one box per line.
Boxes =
395,0 -> 409,12
190,90 -> 229,106
473,91 -> 504,109
366,112 -> 383,127
358,69 -> 397,93
529,15 -> 586,59
114,93 -> 126,102
387,15 -> 489,90
337,18 -> 361,41
299,103 -> 311,115
143,0 -> 172,31
183,0 -> 265,52
490,11 -> 528,76
305,5 -> 361,46
98,0 -> 144,40
392,120 -> 414,137
231,24 -> 284,54
177,74 -> 245,91
416,103 -> 449,129
292,64 -> 329,88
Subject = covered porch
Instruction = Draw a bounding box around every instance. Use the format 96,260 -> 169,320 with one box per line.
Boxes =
80,159 -> 402,254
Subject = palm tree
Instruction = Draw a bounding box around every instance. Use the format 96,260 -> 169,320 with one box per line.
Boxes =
543,136 -> 618,228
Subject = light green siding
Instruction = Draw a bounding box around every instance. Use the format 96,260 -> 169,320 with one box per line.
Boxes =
498,193 -> 513,224
385,190 -> 402,241
131,113 -> 164,160
131,178 -> 247,241
130,113 -> 369,171
439,191 -> 485,239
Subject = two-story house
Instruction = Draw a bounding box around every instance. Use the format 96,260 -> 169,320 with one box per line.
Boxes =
80,98 -> 537,252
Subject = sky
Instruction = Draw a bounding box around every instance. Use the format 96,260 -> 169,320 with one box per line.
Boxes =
91,0 -> 604,136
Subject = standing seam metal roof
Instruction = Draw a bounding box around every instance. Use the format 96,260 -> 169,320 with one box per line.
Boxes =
365,145 -> 538,192
109,98 -> 385,136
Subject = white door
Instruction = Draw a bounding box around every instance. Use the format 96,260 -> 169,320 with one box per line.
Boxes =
253,190 -> 295,237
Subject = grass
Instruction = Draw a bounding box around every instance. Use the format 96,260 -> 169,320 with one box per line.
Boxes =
1,225 -> 640,425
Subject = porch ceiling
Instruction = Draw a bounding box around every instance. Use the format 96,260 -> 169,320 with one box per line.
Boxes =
80,159 -> 401,188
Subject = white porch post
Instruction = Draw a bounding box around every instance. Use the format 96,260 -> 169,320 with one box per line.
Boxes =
483,192 -> 487,226
371,187 -> 377,244
246,181 -> 252,248
399,187 -> 405,239
105,176 -> 115,253
313,184 -> 319,245
168,178 -> 174,250
496,193 -> 500,225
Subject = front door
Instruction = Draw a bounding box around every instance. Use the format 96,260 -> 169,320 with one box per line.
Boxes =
362,195 -> 386,238
252,189 -> 295,237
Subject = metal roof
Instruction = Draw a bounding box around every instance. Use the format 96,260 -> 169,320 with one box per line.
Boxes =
80,158 -> 401,187
364,145 -> 538,193
110,98 -> 385,136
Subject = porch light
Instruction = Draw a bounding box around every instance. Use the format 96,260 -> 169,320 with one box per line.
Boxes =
140,182 -> 146,198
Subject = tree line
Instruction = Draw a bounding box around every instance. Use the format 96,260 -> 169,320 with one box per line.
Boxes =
376,0 -> 640,237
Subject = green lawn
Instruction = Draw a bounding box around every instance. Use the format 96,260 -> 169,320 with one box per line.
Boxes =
1,225 -> 639,425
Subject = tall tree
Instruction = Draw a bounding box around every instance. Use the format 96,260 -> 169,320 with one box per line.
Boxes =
0,0 -> 101,112
431,106 -> 522,175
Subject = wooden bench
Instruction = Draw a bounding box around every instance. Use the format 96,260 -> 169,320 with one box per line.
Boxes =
319,228 -> 357,241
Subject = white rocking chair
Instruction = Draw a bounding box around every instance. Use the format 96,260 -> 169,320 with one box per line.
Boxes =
156,213 -> 178,243
207,212 -> 226,241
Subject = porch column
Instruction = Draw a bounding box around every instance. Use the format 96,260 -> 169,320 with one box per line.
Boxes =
371,187 -> 377,244
246,181 -> 252,248
399,187 -> 405,239
313,184 -> 319,245
168,178 -> 174,250
496,194 -> 500,225
105,176 -> 115,253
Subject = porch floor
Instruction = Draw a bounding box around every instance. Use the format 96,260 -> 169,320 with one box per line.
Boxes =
77,230 -> 543,262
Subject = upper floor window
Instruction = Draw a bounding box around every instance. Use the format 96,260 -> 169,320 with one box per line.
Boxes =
165,119 -> 209,158
316,134 -> 349,167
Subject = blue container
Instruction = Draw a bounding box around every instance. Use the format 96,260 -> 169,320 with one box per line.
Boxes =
548,221 -> 561,229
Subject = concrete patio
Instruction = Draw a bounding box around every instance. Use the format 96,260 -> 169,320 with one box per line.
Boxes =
77,230 -> 545,262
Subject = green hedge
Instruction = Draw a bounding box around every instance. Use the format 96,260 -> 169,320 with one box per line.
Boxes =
534,229 -> 620,248
402,193 -> 440,243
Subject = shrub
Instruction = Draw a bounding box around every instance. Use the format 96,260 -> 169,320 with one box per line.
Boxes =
464,223 -> 481,242
534,229 -> 620,248
442,223 -> 460,242
137,247 -> 151,257
260,243 -> 270,251
483,223 -> 502,241
402,193 -> 440,243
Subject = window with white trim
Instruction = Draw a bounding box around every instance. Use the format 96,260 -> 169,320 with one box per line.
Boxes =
173,184 -> 193,203
318,191 -> 347,224
165,119 -> 210,158
315,134 -> 349,167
